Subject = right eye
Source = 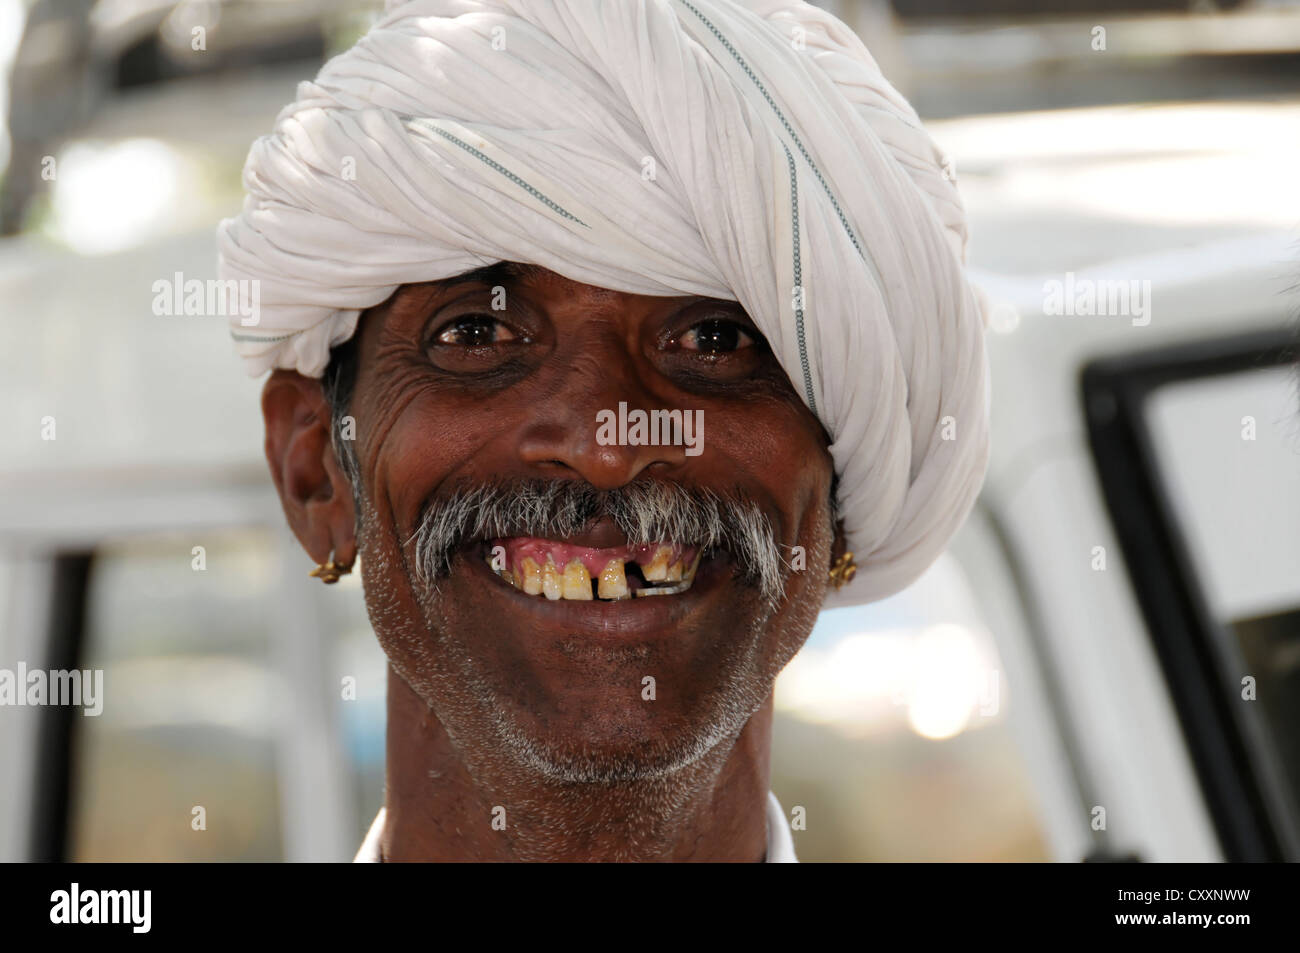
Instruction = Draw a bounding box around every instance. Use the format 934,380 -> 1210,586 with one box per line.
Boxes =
433,315 -> 520,347
678,318 -> 755,354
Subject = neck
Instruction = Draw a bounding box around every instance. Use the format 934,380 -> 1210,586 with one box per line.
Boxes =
379,667 -> 774,861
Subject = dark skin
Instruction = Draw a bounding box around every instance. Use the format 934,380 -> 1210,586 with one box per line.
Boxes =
262,263 -> 846,861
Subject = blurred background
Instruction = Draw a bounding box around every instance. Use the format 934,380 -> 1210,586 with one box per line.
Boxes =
1,0 -> 1298,862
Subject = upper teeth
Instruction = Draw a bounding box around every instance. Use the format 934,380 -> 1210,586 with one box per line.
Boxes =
597,559 -> 628,599
562,558 -> 591,600
641,546 -> 671,581
490,544 -> 702,601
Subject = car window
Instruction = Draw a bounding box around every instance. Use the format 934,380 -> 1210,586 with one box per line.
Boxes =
771,551 -> 1051,861
68,526 -> 388,861
1144,363 -> 1300,845
70,529 -> 284,861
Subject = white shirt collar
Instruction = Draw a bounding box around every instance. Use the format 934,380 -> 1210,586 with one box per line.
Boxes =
354,789 -> 798,862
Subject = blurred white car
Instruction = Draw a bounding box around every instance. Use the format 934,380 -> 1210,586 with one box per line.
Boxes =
0,42 -> 1296,860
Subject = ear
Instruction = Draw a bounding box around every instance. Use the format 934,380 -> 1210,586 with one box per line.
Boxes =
261,370 -> 358,571
829,517 -> 848,570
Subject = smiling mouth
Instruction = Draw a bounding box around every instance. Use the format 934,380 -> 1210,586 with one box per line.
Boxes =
478,538 -> 707,601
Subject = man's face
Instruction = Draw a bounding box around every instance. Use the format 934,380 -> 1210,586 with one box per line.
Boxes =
345,263 -> 838,782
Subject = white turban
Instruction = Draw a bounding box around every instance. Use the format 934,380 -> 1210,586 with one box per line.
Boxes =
217,0 -> 991,607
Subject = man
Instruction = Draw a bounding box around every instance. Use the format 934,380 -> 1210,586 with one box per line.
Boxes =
218,0 -> 990,862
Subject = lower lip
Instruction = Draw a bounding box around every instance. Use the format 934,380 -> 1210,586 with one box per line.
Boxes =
457,544 -> 732,637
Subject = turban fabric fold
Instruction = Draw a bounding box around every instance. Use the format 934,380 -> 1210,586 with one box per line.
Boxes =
217,0 -> 991,607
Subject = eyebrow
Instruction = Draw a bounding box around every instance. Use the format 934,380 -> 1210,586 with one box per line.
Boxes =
386,261 -> 546,320
439,260 -> 546,290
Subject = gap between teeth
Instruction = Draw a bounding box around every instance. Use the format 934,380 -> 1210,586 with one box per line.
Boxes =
490,547 -> 703,601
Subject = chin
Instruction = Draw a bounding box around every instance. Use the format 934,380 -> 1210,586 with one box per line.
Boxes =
461,662 -> 774,785
486,709 -> 737,784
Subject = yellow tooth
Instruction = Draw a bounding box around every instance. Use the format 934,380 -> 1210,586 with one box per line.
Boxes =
562,559 -> 593,600
541,554 -> 562,600
666,560 -> 683,582
641,545 -> 672,581
521,557 -> 542,595
511,564 -> 523,589
683,551 -> 703,582
598,559 -> 629,599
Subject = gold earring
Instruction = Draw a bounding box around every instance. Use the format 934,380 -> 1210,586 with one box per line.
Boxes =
828,551 -> 857,590
309,556 -> 353,584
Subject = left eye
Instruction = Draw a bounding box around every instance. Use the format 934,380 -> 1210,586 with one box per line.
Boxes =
680,318 -> 754,353
435,315 -> 518,347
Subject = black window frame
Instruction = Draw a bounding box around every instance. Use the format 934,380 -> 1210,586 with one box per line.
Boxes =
1082,326 -> 1298,862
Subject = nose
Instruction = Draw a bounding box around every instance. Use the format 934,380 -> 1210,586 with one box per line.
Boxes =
515,335 -> 689,490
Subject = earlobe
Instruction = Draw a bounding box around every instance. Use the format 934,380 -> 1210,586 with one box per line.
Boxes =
261,370 -> 357,570
827,518 -> 856,590
828,518 -> 847,567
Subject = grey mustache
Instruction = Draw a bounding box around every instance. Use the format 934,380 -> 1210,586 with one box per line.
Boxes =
408,478 -> 785,605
